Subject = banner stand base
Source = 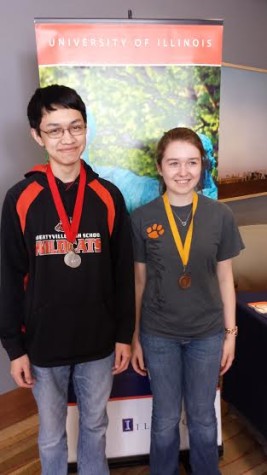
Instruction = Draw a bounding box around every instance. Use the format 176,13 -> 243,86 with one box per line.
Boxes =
67,446 -> 223,474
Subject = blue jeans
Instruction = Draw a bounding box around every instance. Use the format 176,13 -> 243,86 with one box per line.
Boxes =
141,332 -> 224,475
32,353 -> 114,475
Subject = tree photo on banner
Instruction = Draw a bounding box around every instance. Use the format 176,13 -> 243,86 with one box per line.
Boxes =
35,20 -> 223,211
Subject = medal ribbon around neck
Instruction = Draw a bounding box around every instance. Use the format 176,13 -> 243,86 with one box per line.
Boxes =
162,191 -> 198,269
46,160 -> 86,245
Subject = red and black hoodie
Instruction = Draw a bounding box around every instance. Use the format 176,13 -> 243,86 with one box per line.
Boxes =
0,161 -> 135,367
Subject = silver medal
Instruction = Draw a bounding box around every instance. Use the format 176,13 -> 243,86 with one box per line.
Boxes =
64,250 -> 81,268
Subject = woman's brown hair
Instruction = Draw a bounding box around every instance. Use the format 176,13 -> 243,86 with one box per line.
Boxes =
156,127 -> 208,194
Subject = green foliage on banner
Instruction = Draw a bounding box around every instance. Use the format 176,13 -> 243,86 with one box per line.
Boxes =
39,65 -> 220,178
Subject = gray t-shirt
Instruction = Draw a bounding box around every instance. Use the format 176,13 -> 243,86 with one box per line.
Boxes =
131,194 -> 244,339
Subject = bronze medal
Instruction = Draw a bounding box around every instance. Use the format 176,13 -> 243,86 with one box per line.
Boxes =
162,192 -> 198,291
178,274 -> 192,289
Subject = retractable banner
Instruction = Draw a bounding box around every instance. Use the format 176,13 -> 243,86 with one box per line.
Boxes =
34,19 -> 224,463
34,19 -> 223,210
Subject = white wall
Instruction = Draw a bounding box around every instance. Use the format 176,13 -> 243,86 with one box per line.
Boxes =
0,0 -> 266,393
219,67 -> 267,176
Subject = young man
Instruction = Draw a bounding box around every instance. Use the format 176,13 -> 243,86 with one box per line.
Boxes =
0,84 -> 135,475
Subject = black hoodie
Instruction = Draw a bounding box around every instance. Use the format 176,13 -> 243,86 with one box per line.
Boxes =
0,161 -> 135,366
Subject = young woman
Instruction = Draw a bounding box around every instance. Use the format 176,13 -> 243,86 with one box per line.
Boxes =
131,127 -> 244,475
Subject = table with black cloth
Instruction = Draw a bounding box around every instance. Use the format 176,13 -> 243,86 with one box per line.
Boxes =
222,291 -> 267,439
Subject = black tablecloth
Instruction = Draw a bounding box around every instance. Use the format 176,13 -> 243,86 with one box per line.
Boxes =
222,291 -> 267,438
68,363 -> 151,403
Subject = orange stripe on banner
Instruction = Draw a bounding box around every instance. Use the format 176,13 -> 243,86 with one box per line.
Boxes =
88,180 -> 115,235
108,395 -> 152,402
16,182 -> 44,234
35,23 -> 223,66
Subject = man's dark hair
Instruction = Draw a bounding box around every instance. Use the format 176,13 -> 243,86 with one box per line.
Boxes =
27,84 -> 87,134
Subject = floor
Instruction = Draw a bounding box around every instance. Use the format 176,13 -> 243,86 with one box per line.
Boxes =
1,388 -> 267,474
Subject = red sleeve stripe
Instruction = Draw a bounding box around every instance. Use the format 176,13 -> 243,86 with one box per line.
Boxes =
88,179 -> 115,235
24,273 -> 29,290
29,164 -> 47,173
16,182 -> 44,234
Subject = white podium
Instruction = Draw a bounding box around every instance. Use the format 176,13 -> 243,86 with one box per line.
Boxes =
67,390 -> 222,462
67,367 -> 222,465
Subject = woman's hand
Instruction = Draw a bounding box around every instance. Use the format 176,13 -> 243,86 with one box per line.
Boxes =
131,333 -> 147,376
220,335 -> 236,375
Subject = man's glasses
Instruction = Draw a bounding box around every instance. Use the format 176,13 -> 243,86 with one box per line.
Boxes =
40,124 -> 86,139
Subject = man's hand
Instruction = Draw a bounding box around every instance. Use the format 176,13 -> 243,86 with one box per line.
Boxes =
10,354 -> 34,388
112,343 -> 131,375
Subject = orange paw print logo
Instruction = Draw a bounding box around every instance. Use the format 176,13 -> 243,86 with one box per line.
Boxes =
146,224 -> 165,239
